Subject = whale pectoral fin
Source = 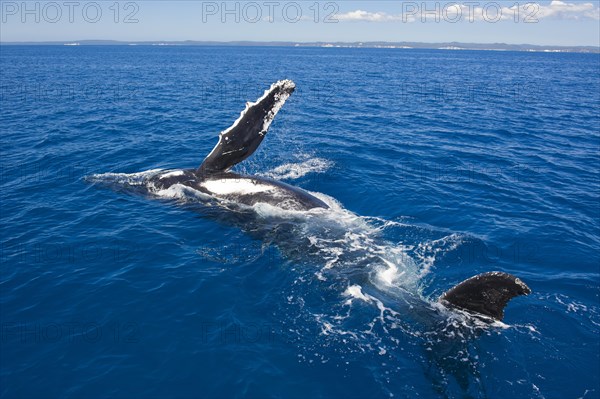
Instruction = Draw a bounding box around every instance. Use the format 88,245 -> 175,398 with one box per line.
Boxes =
439,272 -> 531,321
198,80 -> 296,175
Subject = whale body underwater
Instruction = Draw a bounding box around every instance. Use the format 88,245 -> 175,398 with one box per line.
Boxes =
90,80 -> 531,323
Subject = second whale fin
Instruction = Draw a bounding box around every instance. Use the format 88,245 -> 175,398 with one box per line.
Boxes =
439,272 -> 531,321
198,80 -> 296,175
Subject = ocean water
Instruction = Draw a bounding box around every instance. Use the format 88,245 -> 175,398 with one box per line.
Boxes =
0,45 -> 599,399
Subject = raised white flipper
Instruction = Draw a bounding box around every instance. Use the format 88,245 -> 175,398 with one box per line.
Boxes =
198,80 -> 296,174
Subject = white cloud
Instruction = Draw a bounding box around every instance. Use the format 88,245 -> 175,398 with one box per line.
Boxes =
335,10 -> 404,22
538,1 -> 600,20
335,1 -> 600,23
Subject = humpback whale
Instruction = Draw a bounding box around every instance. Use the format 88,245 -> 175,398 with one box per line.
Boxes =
148,80 -> 328,211
94,80 -> 531,322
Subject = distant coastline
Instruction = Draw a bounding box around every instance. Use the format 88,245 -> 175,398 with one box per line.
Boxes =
1,40 -> 598,53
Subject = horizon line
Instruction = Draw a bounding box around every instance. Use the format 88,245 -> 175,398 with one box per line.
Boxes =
1,39 -> 599,52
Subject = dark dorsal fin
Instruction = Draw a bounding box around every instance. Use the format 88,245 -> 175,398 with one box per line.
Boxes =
439,272 -> 531,321
198,80 -> 296,175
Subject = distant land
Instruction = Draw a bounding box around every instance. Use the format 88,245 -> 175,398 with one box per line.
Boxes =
1,40 -> 598,53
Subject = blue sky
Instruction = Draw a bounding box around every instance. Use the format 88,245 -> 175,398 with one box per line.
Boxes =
1,1 -> 599,46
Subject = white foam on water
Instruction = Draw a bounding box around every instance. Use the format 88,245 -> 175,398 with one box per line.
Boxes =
155,183 -> 212,201
86,169 -> 164,186
344,285 -> 372,303
376,257 -> 405,287
339,283 -> 401,340
251,200 -> 327,220
261,158 -> 333,180
413,233 -> 464,277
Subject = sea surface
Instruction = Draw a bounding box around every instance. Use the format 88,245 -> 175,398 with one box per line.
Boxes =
1,45 -> 599,399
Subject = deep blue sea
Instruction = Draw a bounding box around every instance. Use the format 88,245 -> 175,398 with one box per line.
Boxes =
1,46 -> 599,399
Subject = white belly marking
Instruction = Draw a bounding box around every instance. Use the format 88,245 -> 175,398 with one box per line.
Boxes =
201,179 -> 275,196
